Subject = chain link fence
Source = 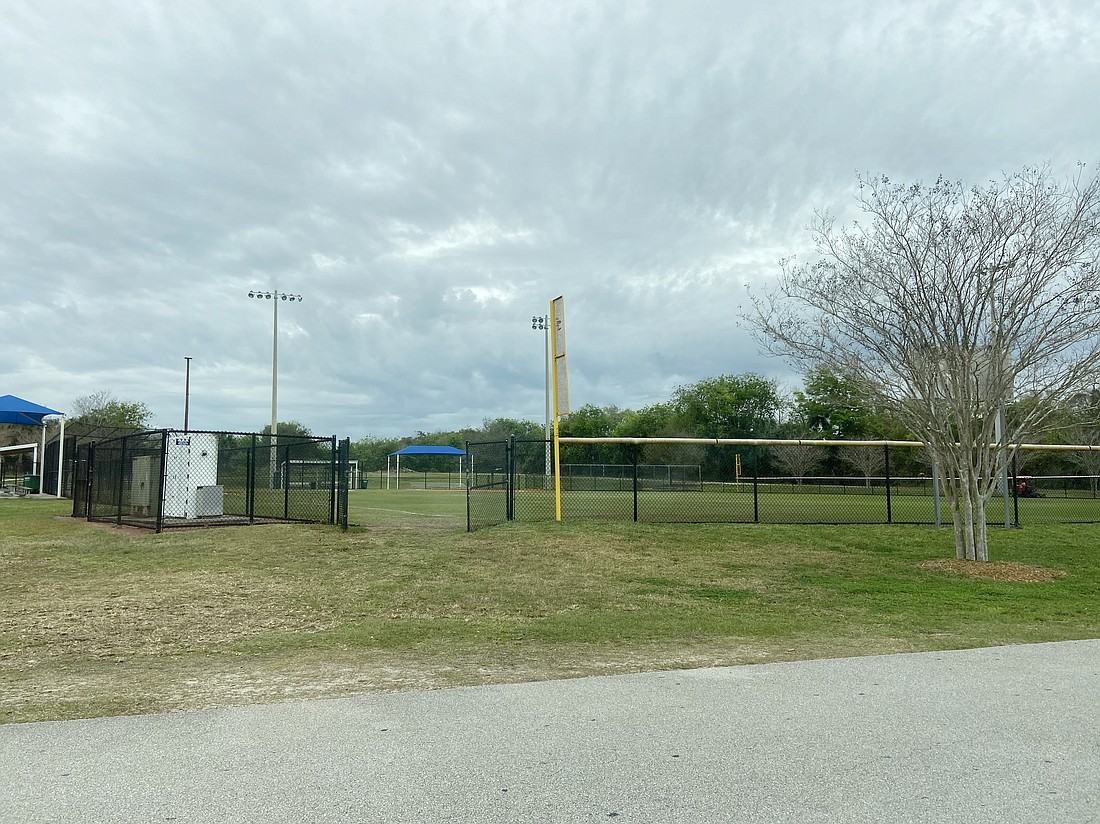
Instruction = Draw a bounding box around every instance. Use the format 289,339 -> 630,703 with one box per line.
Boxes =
466,439 -> 512,531
336,437 -> 350,530
467,436 -> 1100,530
74,430 -> 350,532
43,424 -> 143,498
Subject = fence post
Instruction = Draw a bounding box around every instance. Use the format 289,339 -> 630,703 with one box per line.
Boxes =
70,444 -> 81,517
282,443 -> 290,519
932,460 -> 942,528
884,443 -> 892,524
155,431 -> 168,533
115,435 -> 128,526
507,435 -> 515,522
60,436 -> 70,497
632,444 -> 639,522
1012,453 -> 1020,527
338,437 -> 349,531
84,442 -> 96,521
329,435 -> 338,525
247,434 -> 256,523
465,440 -> 472,532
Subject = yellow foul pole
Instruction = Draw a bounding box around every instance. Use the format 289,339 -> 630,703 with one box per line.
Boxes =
549,295 -> 569,522
551,374 -> 563,522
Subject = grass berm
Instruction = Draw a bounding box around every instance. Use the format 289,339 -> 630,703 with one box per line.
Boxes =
2,490 -> 1097,723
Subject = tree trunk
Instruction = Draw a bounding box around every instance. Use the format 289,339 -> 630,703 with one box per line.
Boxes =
943,455 -> 991,561
971,470 -> 989,562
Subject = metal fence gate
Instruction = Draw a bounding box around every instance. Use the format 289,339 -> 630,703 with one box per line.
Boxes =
466,439 -> 512,531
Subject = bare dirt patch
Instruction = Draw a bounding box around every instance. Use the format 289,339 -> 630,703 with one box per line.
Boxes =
69,517 -> 151,537
0,641 -> 795,722
918,558 -> 1066,583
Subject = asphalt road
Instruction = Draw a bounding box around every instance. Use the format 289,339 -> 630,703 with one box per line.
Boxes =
3,640 -> 1098,823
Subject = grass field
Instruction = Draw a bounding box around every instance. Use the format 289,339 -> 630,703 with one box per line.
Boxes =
2,489 -> 1098,723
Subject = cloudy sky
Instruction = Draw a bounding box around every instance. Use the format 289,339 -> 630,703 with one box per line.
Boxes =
2,0 -> 1098,438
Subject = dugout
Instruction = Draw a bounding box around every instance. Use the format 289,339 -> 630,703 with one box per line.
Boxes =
0,394 -> 66,496
386,445 -> 466,489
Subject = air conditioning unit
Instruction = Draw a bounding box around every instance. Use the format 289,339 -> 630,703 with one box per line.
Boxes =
194,485 -> 224,518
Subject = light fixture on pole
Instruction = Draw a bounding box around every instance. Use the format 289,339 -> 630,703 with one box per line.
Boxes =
247,289 -> 303,487
531,315 -> 552,489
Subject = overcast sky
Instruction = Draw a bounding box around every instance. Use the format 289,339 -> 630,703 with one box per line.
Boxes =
2,0 -> 1098,438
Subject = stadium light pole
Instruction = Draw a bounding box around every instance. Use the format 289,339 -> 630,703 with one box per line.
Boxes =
985,262 -> 1014,528
532,316 -> 552,489
183,356 -> 192,433
248,289 -> 303,487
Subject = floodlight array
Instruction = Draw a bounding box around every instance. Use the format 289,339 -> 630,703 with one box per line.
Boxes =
248,290 -> 303,302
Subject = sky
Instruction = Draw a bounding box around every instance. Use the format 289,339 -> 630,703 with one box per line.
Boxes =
2,0 -> 1098,439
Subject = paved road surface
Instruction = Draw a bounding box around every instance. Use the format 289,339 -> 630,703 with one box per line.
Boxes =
3,640 -> 1098,823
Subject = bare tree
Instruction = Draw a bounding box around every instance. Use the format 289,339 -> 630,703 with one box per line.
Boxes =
1062,425 -> 1100,497
1059,391 -> 1100,496
771,441 -> 822,485
70,391 -> 152,430
839,444 -> 885,488
750,165 -> 1100,561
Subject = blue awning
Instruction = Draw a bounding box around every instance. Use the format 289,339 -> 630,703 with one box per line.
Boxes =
388,445 -> 467,457
0,395 -> 63,425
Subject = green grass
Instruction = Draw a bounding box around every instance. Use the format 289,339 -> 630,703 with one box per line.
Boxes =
2,491 -> 1098,723
350,487 -> 467,525
363,470 -> 465,490
504,487 -> 1100,525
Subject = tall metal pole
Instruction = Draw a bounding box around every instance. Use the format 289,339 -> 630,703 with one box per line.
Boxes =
56,415 -> 65,499
997,403 -> 1010,527
271,295 -> 279,444
932,459 -> 942,528
988,261 -> 1014,528
183,356 -> 192,433
247,290 -> 303,489
543,320 -> 551,490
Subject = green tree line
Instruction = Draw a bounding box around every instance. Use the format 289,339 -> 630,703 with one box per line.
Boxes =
349,370 -> 1100,482
60,376 -> 1100,481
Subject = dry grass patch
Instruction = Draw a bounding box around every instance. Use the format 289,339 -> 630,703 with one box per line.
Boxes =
917,558 -> 1066,583
1,571 -> 332,664
4,498 -> 1100,722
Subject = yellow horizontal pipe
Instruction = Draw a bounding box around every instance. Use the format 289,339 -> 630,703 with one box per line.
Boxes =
557,437 -> 1100,452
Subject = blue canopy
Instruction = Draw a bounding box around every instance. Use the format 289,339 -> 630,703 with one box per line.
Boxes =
388,445 -> 466,456
0,395 -> 63,425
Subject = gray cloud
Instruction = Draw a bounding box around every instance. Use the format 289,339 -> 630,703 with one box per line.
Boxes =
2,0 -> 1098,437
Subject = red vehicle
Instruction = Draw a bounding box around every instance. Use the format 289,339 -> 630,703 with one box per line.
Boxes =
1016,477 -> 1042,498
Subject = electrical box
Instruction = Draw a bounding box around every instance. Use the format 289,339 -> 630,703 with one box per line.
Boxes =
131,455 -> 155,515
163,433 -> 221,518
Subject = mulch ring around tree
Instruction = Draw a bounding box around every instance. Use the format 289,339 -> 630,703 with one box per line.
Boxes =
918,558 -> 1066,583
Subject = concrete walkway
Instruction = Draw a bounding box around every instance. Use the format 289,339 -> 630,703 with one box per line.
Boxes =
3,640 -> 1098,823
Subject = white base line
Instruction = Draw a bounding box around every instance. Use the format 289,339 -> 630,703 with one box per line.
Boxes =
363,507 -> 446,517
